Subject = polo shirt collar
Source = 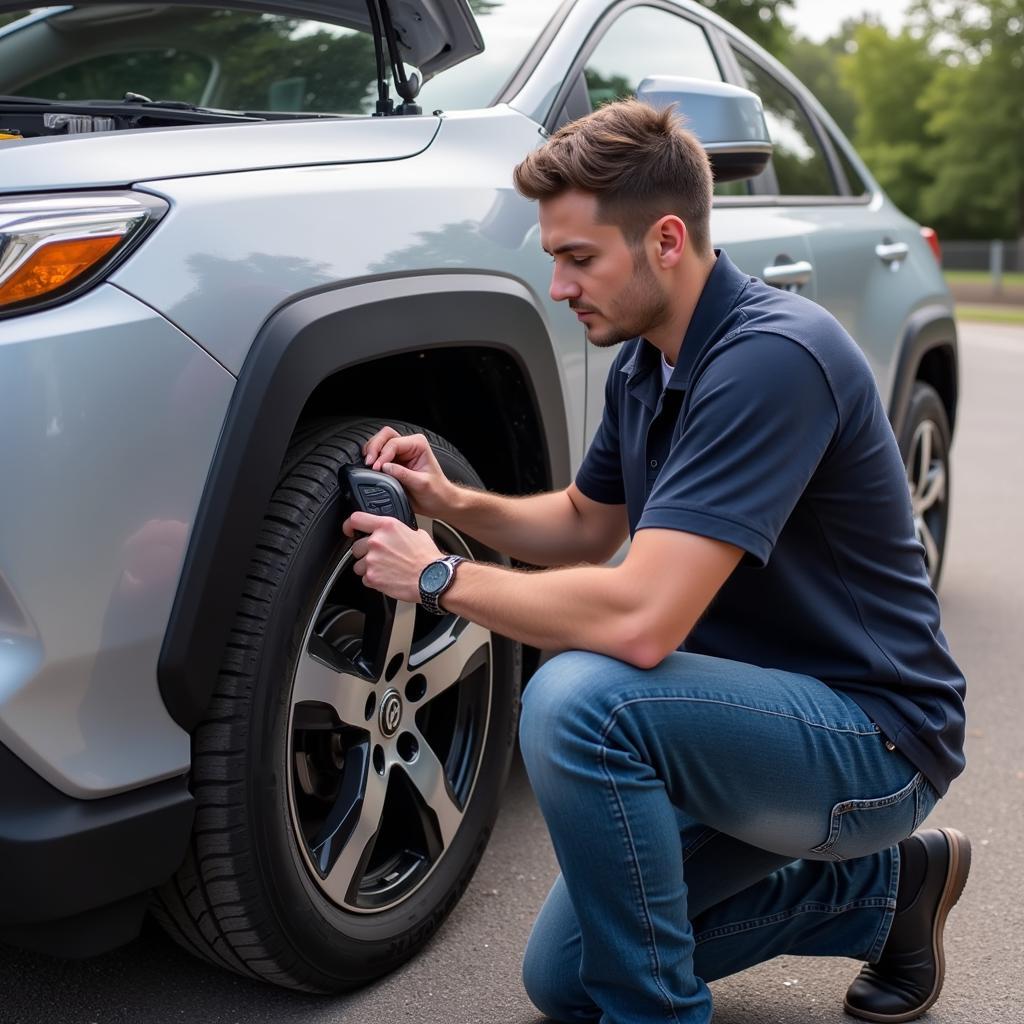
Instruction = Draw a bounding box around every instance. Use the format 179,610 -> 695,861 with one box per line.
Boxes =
619,249 -> 750,410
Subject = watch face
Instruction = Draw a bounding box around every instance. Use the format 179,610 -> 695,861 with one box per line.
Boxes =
421,561 -> 451,594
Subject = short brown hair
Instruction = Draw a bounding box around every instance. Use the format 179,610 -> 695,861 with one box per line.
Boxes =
513,98 -> 713,256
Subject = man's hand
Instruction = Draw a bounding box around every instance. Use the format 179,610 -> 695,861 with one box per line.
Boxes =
342,510 -> 443,603
363,427 -> 460,519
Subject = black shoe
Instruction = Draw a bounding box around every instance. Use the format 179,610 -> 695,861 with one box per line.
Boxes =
844,827 -> 971,1023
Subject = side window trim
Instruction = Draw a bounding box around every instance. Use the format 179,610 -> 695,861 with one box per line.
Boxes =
543,0 -> 724,134
723,38 -> 874,206
728,40 -> 839,198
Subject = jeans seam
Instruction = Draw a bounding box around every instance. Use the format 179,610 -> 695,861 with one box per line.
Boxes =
602,694 -> 879,737
599,723 -> 681,1023
865,845 -> 900,962
692,898 -> 894,944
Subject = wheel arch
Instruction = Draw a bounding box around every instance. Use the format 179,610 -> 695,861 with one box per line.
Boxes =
888,306 -> 959,441
158,273 -> 571,732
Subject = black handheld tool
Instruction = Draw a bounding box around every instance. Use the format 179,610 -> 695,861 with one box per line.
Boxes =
339,464 -> 416,530
339,464 -> 417,677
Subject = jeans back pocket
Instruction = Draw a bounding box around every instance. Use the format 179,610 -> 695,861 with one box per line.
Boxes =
811,771 -> 932,861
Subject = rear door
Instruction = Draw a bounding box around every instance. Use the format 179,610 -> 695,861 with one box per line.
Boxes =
723,39 -> 924,400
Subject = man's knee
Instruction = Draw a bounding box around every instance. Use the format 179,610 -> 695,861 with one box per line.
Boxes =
519,650 -> 619,771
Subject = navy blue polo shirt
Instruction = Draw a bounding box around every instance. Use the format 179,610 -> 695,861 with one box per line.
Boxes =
576,250 -> 966,796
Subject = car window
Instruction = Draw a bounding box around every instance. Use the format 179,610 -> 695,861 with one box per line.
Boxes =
18,50 -> 214,106
7,9 -> 380,114
732,49 -> 836,197
832,135 -> 871,196
583,5 -> 722,108
0,2 -> 559,115
582,6 -> 739,194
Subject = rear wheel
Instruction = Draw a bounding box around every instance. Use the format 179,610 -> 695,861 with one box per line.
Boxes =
898,382 -> 951,590
153,418 -> 520,991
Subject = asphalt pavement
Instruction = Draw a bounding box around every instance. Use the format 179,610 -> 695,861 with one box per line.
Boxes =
1,320 -> 1021,1024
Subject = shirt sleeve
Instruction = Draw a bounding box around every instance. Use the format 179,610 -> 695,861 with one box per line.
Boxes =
574,355 -> 627,506
636,333 -> 839,566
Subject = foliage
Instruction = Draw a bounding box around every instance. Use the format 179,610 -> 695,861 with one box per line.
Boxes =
838,20 -> 938,224
695,0 -> 796,56
783,29 -> 857,137
914,0 -> 1024,238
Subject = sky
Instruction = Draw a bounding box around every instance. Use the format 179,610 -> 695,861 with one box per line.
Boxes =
787,0 -> 913,41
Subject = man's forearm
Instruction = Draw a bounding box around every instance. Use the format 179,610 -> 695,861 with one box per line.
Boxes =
442,485 -> 595,567
439,558 -> 650,666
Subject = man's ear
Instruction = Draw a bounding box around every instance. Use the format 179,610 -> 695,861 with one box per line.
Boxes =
653,215 -> 687,268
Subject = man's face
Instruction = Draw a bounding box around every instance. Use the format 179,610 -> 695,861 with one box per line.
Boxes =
539,189 -> 670,348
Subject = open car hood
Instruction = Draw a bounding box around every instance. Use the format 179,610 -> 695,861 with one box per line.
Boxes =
0,0 -> 484,81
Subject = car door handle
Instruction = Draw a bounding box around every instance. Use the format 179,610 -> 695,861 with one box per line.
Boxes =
763,260 -> 813,288
875,241 -> 909,265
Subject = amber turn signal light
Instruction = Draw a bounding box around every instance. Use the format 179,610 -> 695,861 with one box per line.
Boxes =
0,192 -> 167,317
0,234 -> 123,306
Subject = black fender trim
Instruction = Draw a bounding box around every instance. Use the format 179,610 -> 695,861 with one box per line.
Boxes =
158,274 -> 570,731
888,305 -> 959,440
0,741 -> 193,939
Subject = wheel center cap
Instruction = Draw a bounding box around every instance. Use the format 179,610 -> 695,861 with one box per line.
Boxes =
379,689 -> 403,737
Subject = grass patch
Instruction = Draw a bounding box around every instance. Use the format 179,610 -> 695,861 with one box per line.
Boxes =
945,269 -> 1024,287
956,304 -> 1024,325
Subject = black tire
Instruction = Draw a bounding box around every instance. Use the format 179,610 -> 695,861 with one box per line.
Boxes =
152,418 -> 521,992
897,382 -> 952,590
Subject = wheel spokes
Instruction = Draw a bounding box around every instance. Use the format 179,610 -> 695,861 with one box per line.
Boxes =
309,739 -> 370,874
381,599 -> 417,673
400,728 -> 464,851
409,618 -> 491,704
914,422 -> 934,497
292,642 -> 369,727
320,764 -> 388,905
916,462 -> 946,516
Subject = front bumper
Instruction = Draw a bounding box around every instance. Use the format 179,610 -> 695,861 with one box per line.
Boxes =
0,282 -> 235,798
0,741 -> 193,955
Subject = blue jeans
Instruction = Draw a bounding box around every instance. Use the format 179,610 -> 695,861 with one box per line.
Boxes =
518,650 -> 939,1024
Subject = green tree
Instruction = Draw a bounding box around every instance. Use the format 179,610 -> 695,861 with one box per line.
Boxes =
695,0 -> 795,57
913,0 -> 1024,238
783,26 -> 858,137
838,20 -> 938,223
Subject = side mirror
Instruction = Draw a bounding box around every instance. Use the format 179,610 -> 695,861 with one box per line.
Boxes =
636,76 -> 772,183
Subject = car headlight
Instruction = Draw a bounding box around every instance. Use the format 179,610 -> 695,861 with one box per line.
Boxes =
0,192 -> 167,317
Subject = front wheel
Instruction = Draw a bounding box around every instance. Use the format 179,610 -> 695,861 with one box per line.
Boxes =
153,418 -> 520,991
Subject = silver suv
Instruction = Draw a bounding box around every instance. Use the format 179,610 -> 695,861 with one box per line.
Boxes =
0,0 -> 957,992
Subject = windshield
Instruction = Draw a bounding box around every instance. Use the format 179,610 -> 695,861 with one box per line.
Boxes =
0,1 -> 560,115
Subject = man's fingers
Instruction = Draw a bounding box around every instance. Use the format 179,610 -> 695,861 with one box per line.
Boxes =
371,433 -> 427,472
342,511 -> 391,537
363,426 -> 400,465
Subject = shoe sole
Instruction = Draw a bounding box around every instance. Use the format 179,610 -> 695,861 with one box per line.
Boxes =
843,827 -> 971,1024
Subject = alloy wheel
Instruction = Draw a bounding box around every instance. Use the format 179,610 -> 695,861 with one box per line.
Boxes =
286,517 -> 491,913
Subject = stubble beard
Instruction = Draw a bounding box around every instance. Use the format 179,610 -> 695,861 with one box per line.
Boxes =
582,251 -> 671,349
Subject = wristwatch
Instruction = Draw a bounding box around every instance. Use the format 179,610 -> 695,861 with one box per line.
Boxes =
418,554 -> 465,615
